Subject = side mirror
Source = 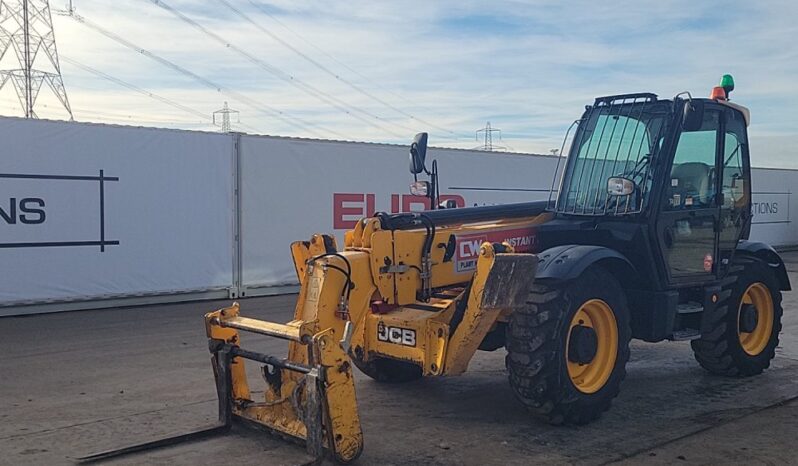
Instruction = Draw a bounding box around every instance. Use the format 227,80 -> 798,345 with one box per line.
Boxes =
409,132 -> 428,174
682,99 -> 704,132
607,177 -> 635,196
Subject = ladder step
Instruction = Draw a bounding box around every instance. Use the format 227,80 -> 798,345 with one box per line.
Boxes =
676,303 -> 703,314
671,329 -> 701,341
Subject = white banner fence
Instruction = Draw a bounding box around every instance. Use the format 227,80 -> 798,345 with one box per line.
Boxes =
1,117 -> 795,315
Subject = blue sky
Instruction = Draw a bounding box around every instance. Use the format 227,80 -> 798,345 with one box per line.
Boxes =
2,0 -> 797,167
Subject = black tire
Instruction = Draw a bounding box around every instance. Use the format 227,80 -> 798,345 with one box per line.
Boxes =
691,258 -> 783,376
351,355 -> 422,383
505,266 -> 631,425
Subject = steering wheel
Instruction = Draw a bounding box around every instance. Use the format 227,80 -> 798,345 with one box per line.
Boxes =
622,155 -> 653,185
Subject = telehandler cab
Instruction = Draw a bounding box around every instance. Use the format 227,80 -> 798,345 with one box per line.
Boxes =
83,75 -> 790,464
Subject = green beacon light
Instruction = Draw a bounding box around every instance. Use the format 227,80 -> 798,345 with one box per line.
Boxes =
720,74 -> 735,96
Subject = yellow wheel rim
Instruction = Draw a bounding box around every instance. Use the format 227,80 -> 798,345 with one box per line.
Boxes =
565,299 -> 618,394
737,282 -> 774,356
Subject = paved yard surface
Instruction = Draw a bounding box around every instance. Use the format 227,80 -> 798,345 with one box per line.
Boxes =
1,252 -> 797,465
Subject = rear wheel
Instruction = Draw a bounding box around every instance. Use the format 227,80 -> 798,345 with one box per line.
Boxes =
691,258 -> 783,376
505,267 -> 631,425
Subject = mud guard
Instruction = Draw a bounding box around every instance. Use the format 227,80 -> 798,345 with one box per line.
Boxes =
736,240 -> 791,291
535,244 -> 634,281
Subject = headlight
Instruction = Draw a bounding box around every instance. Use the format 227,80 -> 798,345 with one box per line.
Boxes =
410,181 -> 430,196
607,177 -> 635,196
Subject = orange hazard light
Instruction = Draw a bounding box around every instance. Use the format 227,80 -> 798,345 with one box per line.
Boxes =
710,86 -> 727,100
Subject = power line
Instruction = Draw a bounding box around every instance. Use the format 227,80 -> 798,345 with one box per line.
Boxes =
75,110 -> 200,125
61,11 -> 340,139
235,120 -> 261,134
60,55 -> 211,121
244,0 -> 461,138
149,0 -> 409,138
0,96 -> 204,125
62,56 -> 261,134
1,90 -> 295,135
225,0 -> 464,140
69,14 -> 220,90
152,0 -> 407,138
80,116 -> 201,127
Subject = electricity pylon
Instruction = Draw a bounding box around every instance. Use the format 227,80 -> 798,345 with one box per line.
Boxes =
0,0 -> 73,119
475,121 -> 506,151
213,101 -> 239,132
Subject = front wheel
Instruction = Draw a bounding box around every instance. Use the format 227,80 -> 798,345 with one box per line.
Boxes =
505,267 -> 631,425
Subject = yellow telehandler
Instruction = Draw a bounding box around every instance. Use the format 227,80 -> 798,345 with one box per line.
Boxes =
83,76 -> 790,464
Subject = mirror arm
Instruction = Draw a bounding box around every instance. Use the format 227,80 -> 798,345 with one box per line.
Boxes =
429,160 -> 439,210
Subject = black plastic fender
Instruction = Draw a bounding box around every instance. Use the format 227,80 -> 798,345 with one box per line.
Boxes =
736,240 -> 791,291
535,244 -> 634,281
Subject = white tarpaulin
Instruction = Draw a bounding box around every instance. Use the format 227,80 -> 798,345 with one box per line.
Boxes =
238,136 -> 798,290
750,168 -> 798,247
0,118 -> 235,306
1,117 -> 795,313
238,135 -> 562,289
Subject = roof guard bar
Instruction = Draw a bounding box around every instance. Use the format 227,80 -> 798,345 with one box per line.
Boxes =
594,93 -> 658,106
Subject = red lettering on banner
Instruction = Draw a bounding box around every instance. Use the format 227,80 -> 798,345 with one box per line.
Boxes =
391,194 -> 400,213
402,195 -> 431,212
333,193 -> 468,230
333,193 -> 364,229
366,193 -> 376,217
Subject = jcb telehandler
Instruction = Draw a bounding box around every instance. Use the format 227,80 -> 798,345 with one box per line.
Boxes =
84,75 -> 790,464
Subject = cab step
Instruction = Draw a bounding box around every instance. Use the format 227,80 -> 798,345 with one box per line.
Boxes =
676,302 -> 703,314
670,329 -> 701,341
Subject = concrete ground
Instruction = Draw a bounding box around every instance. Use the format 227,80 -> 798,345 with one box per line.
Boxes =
2,252 -> 797,466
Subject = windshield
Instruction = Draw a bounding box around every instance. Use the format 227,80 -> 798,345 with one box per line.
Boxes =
557,98 -> 672,215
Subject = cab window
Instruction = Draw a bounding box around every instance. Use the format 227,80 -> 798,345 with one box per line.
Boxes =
721,110 -> 747,207
667,110 -> 719,210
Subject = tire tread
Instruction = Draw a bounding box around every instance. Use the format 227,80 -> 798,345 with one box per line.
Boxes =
505,268 -> 631,425
691,258 -> 783,376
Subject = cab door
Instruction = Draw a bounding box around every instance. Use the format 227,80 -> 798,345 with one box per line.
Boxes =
656,106 -> 721,285
716,107 -> 751,272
